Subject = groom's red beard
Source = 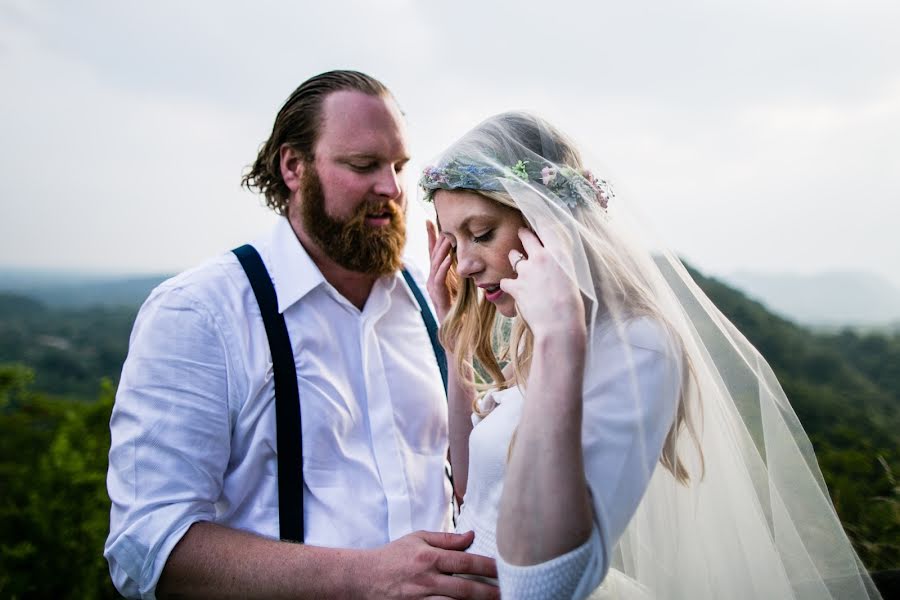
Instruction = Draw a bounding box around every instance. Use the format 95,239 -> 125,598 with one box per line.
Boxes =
299,163 -> 407,276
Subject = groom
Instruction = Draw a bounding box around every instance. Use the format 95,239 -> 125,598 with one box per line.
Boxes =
105,70 -> 497,599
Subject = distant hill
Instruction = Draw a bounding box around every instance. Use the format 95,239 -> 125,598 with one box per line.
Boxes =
0,292 -> 139,397
724,270 -> 900,328
0,268 -> 170,309
1,264 -> 896,588
691,267 -> 900,574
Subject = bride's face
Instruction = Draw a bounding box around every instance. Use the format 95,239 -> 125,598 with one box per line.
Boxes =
433,189 -> 527,318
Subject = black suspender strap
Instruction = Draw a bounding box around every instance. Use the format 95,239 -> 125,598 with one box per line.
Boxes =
232,244 -> 304,543
400,268 -> 454,513
401,269 -> 449,394
233,243 -> 449,543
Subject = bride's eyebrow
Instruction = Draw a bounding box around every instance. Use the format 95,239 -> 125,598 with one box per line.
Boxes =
444,214 -> 492,235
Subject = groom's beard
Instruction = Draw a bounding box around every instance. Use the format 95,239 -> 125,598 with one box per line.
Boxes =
300,163 -> 407,276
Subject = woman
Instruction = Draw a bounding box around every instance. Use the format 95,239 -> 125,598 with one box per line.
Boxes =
419,112 -> 881,599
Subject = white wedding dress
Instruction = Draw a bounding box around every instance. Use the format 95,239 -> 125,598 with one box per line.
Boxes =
433,110 -> 881,599
455,317 -> 681,599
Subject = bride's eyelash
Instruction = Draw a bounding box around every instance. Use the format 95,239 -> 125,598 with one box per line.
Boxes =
473,230 -> 494,244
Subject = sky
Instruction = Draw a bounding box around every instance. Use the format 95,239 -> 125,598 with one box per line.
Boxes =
1,0 -> 899,288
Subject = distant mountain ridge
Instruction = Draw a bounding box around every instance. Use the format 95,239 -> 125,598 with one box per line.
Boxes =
0,264 -> 897,577
724,270 -> 900,327
0,268 -> 171,309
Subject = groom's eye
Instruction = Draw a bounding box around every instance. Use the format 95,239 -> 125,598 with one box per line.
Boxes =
349,162 -> 376,172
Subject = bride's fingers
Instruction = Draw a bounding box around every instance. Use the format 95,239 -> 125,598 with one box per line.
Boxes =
426,220 -> 437,255
436,252 -> 453,285
518,227 -> 544,256
498,277 -> 519,299
508,248 -> 527,274
430,237 -> 450,273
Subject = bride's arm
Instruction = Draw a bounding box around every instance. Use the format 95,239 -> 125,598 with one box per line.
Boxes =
490,230 -> 682,599
446,352 -> 475,502
425,220 -> 475,502
495,327 -> 593,564
493,228 -> 594,564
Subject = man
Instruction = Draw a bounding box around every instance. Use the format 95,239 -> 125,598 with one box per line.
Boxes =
105,70 -> 498,599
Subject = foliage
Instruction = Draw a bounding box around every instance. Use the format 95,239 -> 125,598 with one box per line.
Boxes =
0,268 -> 897,596
0,293 -> 137,398
691,267 -> 900,571
0,364 -> 117,598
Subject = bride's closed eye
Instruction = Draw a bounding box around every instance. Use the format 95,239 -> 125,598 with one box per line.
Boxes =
473,230 -> 494,244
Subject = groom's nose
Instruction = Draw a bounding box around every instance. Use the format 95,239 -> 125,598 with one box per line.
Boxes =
373,165 -> 403,200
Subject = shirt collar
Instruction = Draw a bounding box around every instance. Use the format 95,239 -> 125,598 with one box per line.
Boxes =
267,218 -> 327,314
265,217 -> 418,314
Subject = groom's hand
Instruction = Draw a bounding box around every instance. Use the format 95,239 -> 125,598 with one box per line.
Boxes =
362,530 -> 498,599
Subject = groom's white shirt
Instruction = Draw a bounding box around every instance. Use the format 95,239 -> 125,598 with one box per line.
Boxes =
105,218 -> 452,599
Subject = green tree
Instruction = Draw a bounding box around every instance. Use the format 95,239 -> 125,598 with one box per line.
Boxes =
0,365 -> 117,598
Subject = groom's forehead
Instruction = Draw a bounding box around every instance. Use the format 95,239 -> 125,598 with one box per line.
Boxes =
316,91 -> 408,156
319,91 -> 404,135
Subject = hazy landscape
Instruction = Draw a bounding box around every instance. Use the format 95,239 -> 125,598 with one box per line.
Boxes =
1,265 -> 897,596
725,270 -> 900,331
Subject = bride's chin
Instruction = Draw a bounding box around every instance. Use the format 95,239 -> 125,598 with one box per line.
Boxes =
498,300 -> 517,319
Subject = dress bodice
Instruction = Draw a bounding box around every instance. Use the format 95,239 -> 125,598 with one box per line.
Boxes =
455,386 -> 524,561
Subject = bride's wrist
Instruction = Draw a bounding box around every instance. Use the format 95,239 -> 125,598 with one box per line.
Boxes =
532,325 -> 587,361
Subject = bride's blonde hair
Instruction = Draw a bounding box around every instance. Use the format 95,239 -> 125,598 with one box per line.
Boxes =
433,113 -> 703,484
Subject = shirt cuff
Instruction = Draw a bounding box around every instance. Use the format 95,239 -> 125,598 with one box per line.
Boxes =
496,526 -> 601,600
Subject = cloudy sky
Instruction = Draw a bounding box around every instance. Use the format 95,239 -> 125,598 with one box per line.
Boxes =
2,0 -> 898,288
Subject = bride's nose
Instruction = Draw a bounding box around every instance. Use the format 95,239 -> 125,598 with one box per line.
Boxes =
455,246 -> 483,279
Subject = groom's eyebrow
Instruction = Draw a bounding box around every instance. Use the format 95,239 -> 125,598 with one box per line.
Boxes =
343,151 -> 411,164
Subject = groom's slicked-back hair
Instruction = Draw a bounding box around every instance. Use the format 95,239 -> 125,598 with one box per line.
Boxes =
242,70 -> 393,215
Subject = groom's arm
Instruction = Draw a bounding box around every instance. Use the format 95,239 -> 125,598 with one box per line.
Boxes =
158,522 -> 500,599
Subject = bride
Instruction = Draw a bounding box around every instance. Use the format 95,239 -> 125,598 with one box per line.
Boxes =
419,111 -> 881,599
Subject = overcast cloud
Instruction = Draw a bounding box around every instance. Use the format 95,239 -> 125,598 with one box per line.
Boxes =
1,0 -> 898,287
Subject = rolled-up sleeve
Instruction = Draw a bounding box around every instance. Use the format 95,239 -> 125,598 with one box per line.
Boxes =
105,287 -> 234,599
497,317 -> 682,599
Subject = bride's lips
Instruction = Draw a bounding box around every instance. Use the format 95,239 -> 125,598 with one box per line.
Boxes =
479,283 -> 503,302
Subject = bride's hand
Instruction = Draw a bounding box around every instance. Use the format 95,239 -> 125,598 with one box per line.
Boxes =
425,220 -> 456,323
499,227 -> 586,342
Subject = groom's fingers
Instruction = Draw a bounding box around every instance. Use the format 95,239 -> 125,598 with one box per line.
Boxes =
415,530 -> 498,578
435,550 -> 498,579
413,531 -> 499,598
429,572 -> 499,600
417,529 -> 475,551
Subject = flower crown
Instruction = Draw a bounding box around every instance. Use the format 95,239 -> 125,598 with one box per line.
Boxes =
419,159 -> 613,209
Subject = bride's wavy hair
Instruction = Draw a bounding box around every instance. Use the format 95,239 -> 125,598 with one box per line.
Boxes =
435,112 -> 703,484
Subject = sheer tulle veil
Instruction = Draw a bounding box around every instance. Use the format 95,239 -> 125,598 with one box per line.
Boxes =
419,112 -> 881,599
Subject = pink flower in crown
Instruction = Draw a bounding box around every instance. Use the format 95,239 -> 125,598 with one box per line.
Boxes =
541,166 -> 558,185
424,166 -> 449,184
582,169 -> 610,210
597,190 -> 609,210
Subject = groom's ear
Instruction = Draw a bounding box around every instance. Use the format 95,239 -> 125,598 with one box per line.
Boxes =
280,144 -> 305,192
